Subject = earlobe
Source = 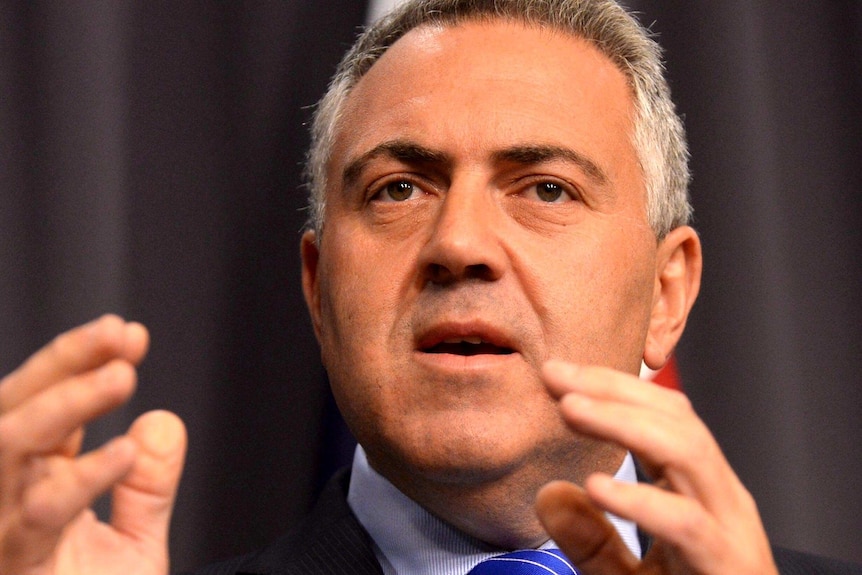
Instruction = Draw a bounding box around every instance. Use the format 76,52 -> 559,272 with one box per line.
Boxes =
643,226 -> 702,370
301,230 -> 323,341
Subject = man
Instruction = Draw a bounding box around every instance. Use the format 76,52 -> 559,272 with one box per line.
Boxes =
0,1 -> 858,574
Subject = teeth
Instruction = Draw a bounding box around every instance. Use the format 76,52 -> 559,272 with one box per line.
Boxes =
442,336 -> 483,345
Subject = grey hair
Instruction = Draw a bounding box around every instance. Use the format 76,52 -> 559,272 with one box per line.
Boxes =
305,0 -> 692,239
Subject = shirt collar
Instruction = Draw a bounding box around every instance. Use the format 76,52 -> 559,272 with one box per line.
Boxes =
347,445 -> 641,575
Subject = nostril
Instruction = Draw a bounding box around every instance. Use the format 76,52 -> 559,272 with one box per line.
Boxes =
464,263 -> 495,281
427,263 -> 455,285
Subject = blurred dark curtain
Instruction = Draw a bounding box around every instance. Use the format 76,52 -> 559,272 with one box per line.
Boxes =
0,1 -> 368,571
626,1 -> 862,564
0,1 -> 859,571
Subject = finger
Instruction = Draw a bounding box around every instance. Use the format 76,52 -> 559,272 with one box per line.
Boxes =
111,410 -> 187,552
0,359 -> 137,457
57,428 -> 85,459
4,437 -> 137,569
584,473 -> 718,554
19,436 -> 138,531
556,392 -> 716,469
586,474 -> 775,574
543,361 -> 686,416
0,315 -> 149,413
536,480 -> 639,575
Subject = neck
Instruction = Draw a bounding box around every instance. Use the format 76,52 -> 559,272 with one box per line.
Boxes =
366,442 -> 625,549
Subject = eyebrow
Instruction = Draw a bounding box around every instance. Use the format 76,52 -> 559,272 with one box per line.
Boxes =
340,140 -> 609,190
492,144 -> 609,187
342,141 -> 451,190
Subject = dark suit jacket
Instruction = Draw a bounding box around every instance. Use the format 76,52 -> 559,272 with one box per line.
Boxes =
186,469 -> 861,575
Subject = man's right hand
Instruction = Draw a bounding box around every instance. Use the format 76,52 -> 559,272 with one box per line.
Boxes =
0,315 -> 186,575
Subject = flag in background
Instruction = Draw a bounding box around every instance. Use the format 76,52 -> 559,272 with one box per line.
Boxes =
641,356 -> 682,390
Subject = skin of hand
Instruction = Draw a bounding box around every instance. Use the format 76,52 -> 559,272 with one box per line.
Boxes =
0,315 -> 186,575
535,360 -> 779,575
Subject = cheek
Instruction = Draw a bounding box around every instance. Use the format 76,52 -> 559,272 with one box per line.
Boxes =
593,247 -> 656,364
534,232 -> 656,367
314,234 -> 419,447
315,229 -> 410,362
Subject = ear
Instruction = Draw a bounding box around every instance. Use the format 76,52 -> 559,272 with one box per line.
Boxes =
301,229 -> 323,342
643,225 -> 702,370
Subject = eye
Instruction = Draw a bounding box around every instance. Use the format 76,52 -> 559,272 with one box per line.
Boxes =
525,181 -> 575,203
536,182 -> 563,202
374,180 -> 421,202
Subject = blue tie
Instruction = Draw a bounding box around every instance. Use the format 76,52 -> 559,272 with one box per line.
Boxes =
467,549 -> 580,575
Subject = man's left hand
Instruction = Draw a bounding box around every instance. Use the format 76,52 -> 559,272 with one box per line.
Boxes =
536,360 -> 778,575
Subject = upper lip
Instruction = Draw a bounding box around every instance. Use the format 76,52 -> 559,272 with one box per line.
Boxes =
415,320 -> 519,355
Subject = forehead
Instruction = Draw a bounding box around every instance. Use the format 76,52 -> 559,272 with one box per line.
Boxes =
330,19 -> 639,191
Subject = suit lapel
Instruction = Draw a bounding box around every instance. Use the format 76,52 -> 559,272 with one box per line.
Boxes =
233,469 -> 384,575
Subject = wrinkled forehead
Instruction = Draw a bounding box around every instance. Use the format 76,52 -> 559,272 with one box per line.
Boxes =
340,18 -> 635,129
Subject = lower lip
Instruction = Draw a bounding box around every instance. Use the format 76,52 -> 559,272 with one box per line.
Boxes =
413,350 -> 520,372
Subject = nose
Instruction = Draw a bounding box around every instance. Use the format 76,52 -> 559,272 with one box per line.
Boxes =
418,181 -> 507,285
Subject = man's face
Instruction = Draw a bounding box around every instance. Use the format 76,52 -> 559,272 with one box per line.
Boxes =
303,21 -> 661,487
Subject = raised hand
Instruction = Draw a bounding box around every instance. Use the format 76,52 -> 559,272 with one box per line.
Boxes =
536,361 -> 778,575
0,315 -> 186,575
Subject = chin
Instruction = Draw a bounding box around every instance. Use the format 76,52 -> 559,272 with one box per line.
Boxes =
367,414 -> 581,487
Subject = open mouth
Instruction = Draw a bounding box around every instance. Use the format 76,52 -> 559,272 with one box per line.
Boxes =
424,337 -> 515,356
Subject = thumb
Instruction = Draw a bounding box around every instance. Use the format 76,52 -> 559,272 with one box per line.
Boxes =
536,480 -> 639,575
111,410 -> 187,550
